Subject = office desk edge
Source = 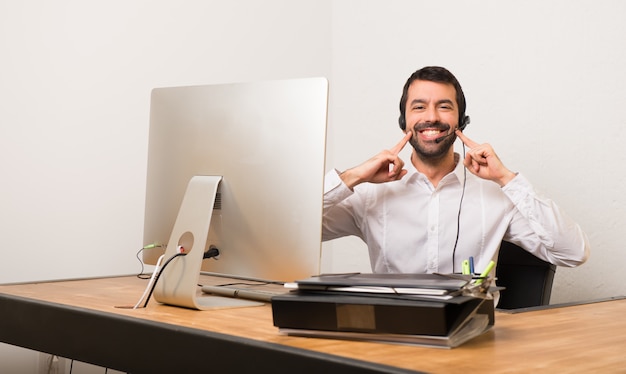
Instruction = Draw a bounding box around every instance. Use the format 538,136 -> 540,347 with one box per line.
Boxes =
0,293 -> 419,374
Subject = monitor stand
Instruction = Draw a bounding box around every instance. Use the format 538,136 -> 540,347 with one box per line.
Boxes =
153,175 -> 262,310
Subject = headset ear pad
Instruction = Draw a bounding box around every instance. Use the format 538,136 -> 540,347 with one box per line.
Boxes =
459,115 -> 470,131
398,115 -> 406,131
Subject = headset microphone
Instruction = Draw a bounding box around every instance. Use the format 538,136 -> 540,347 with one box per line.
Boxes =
435,129 -> 457,144
434,115 -> 470,144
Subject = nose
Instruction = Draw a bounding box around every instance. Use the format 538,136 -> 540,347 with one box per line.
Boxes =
423,106 -> 440,123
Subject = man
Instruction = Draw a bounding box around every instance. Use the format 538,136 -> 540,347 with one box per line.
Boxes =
322,66 -> 589,275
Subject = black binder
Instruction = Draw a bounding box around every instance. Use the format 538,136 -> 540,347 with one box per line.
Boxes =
271,273 -> 494,348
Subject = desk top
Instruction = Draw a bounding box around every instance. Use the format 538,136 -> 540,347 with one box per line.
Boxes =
1,275 -> 625,373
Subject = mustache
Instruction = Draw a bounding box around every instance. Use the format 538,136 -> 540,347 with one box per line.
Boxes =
412,121 -> 451,132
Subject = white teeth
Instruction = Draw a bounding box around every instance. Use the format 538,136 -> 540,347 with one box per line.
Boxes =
422,130 -> 441,136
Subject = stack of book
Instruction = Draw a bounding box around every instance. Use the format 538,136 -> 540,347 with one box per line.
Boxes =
271,273 -> 494,348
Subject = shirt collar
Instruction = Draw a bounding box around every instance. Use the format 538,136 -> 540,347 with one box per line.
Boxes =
405,152 -> 466,187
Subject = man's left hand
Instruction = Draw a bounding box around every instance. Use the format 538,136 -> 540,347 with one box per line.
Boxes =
455,130 -> 516,187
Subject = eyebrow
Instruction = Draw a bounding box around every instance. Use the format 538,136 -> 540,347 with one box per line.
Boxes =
409,99 -> 455,107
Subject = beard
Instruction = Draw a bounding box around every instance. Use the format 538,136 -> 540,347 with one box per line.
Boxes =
408,121 -> 456,160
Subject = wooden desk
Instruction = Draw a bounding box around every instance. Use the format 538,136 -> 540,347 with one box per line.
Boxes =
0,275 -> 624,373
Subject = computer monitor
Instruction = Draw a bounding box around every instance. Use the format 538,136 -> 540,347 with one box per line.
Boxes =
142,77 -> 328,309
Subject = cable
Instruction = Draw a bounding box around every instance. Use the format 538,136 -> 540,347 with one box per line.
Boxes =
136,244 -> 163,279
142,252 -> 187,308
135,248 -> 150,279
203,246 -> 219,260
46,355 -> 56,373
451,143 -> 467,273
133,246 -> 221,309
133,254 -> 165,309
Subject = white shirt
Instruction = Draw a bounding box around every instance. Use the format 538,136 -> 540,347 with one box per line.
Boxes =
322,154 -> 590,274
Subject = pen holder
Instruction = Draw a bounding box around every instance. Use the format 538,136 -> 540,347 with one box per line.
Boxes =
463,276 -> 495,298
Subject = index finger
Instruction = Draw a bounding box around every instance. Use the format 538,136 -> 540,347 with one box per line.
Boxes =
390,131 -> 412,155
455,130 -> 479,148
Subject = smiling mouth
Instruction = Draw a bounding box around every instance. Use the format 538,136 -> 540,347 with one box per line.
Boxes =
418,128 -> 449,141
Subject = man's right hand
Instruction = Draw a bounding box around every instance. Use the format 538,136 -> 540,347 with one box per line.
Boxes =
340,131 -> 412,189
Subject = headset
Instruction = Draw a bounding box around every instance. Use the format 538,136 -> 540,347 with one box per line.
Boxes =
459,115 -> 470,132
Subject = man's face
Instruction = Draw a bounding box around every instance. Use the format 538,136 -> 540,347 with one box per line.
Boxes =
403,80 -> 459,159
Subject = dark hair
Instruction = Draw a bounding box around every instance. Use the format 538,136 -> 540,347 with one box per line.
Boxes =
398,66 -> 467,130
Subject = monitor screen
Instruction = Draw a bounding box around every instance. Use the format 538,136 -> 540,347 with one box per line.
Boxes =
142,78 -> 328,309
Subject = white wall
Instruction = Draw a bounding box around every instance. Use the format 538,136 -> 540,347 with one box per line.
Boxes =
1,0 -> 625,370
0,0 -> 331,284
0,1 -> 331,370
324,0 -> 626,304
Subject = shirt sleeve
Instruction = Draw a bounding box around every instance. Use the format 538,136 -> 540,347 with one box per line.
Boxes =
321,169 -> 363,241
501,173 -> 590,267
323,169 -> 353,209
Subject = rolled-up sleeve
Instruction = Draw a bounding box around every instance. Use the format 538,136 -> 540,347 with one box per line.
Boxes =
322,169 -> 364,241
502,173 -> 590,267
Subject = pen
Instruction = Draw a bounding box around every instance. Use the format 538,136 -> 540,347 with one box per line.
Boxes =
469,256 -> 475,274
475,260 -> 495,285
462,260 -> 470,275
